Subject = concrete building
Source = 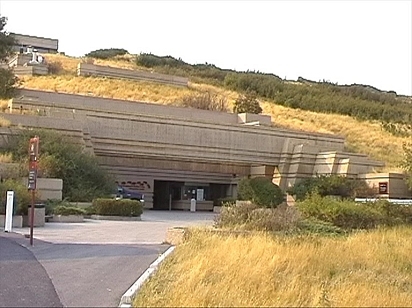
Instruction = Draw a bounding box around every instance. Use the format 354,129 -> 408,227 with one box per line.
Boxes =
0,88 -> 393,210
10,33 -> 58,54
358,173 -> 410,199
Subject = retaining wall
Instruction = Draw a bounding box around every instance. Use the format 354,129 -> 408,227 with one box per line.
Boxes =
77,63 -> 189,87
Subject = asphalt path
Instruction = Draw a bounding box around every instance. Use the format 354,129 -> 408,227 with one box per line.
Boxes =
0,233 -> 62,307
1,211 -> 214,307
0,233 -> 168,307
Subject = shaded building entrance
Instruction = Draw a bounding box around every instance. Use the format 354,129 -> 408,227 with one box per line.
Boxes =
153,180 -> 230,211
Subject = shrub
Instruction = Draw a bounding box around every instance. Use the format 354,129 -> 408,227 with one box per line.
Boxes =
246,205 -> 301,232
297,192 -> 386,230
372,199 -> 412,225
288,174 -> 369,201
53,205 -> 86,216
214,197 -> 236,207
238,177 -> 284,208
0,179 -> 37,215
232,92 -> 262,114
215,201 -> 300,232
92,198 -> 143,217
180,92 -> 228,111
85,48 -> 128,59
296,218 -> 346,236
47,61 -> 63,74
0,68 -> 17,99
44,199 -> 75,215
5,128 -> 115,202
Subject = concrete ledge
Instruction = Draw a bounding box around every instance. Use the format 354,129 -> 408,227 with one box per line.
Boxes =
119,246 -> 175,307
23,207 -> 45,227
213,206 -> 222,213
50,215 -> 84,223
0,215 -> 23,228
90,215 -> 141,221
165,227 -> 188,245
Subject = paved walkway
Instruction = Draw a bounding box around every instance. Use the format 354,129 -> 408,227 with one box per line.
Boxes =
11,210 -> 217,245
1,210 -> 216,307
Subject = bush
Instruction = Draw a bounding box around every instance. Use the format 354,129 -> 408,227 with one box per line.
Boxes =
297,192 -> 387,230
53,205 -> 86,216
0,179 -> 37,215
296,218 -> 346,236
372,199 -> 412,225
5,128 -> 115,202
288,175 -> 370,201
44,199 -> 67,215
92,198 -> 143,217
214,197 -> 236,207
0,68 -> 17,99
232,92 -> 262,114
47,61 -> 63,75
85,48 -> 128,59
215,201 -> 300,232
238,177 -> 284,208
180,92 -> 228,111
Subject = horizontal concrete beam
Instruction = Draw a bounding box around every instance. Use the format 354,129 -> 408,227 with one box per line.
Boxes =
77,63 -> 188,87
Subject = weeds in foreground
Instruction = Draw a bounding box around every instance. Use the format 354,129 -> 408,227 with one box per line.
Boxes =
134,227 -> 412,307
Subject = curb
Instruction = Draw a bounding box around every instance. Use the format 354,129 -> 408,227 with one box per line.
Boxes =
118,245 -> 176,307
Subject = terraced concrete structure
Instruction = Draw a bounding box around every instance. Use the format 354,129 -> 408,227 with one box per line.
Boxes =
10,33 -> 59,54
3,89 -> 383,210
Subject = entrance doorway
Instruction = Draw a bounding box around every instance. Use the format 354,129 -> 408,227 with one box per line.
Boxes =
153,180 -> 183,210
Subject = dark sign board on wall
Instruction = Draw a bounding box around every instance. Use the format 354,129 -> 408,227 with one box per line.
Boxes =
378,182 -> 388,194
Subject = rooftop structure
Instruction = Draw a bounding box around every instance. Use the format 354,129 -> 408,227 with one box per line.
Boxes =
10,32 -> 59,54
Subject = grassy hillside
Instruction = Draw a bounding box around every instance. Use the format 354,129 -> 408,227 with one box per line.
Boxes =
134,227 -> 412,307
8,53 -> 409,170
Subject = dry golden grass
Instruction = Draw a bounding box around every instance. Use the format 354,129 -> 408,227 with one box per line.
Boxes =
134,227 -> 412,307
261,102 -> 407,171
43,53 -> 145,75
20,75 -> 197,105
0,116 -> 11,127
0,99 -> 9,111
18,54 -> 407,169
0,153 -> 13,163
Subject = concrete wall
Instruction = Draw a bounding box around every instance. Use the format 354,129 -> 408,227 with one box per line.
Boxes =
238,113 -> 272,126
0,89 -> 386,208
8,54 -> 32,67
13,65 -> 48,76
21,178 -> 63,201
77,63 -> 189,87
359,173 -> 411,199
11,33 -> 58,52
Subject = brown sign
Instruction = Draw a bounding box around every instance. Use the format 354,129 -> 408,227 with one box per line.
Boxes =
378,182 -> 388,194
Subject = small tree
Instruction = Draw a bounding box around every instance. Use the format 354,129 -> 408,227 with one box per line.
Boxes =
0,16 -> 17,99
233,92 -> 263,114
4,129 -> 115,202
237,177 -> 283,208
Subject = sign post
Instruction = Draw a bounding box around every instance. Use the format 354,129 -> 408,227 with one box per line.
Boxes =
28,136 -> 39,246
4,191 -> 14,232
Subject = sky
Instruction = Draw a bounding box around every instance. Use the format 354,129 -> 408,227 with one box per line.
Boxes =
1,0 -> 411,96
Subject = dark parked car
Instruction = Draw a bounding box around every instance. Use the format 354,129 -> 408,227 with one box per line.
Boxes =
115,186 -> 144,204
